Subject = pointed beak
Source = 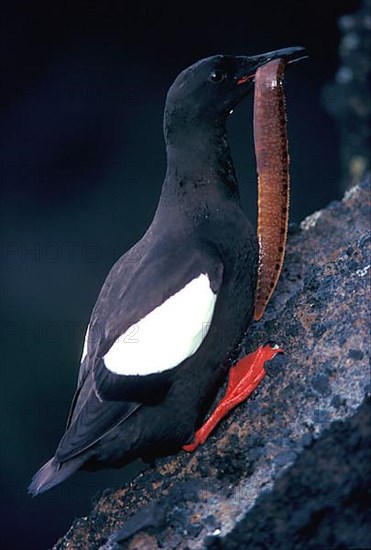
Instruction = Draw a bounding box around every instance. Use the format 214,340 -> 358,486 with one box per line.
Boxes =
236,46 -> 307,85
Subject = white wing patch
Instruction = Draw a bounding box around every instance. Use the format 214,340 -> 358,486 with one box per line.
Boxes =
103,273 -> 217,376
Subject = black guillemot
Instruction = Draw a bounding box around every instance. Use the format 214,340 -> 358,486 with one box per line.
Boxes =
29,46 -> 304,495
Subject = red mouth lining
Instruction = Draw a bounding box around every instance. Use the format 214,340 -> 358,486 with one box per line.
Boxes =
237,74 -> 254,85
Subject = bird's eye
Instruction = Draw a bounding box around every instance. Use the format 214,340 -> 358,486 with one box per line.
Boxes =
210,69 -> 226,83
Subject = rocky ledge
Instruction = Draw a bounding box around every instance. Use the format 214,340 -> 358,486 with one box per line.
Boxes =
54,178 -> 370,549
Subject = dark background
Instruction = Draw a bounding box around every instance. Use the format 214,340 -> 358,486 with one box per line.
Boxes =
0,1 -> 361,548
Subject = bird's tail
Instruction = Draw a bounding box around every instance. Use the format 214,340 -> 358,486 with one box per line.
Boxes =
28,455 -> 85,496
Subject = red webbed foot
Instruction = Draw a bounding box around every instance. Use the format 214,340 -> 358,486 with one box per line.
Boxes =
183,344 -> 282,452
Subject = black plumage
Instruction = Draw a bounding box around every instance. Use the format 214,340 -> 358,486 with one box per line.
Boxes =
29,46 -> 304,495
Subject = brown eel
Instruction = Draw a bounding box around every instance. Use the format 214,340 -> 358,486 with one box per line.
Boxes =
253,58 -> 290,321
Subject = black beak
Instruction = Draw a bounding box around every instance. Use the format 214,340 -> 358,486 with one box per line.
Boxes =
235,46 -> 307,85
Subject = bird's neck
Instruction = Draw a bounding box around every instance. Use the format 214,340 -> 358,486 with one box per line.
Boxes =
158,123 -> 241,217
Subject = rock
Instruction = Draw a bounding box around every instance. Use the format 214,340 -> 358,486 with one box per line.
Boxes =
53,178 -> 370,549
213,398 -> 371,550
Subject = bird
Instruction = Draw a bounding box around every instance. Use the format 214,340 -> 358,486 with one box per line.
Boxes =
29,46 -> 304,496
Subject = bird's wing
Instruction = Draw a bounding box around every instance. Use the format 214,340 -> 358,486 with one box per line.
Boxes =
57,378 -> 141,462
57,236 -> 223,462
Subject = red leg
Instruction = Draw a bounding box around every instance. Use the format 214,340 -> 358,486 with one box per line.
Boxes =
183,344 -> 282,452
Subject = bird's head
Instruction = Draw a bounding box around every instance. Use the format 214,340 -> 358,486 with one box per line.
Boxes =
164,46 -> 305,143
